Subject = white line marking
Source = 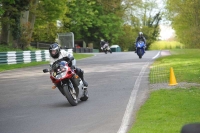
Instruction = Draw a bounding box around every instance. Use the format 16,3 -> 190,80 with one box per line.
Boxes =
152,51 -> 161,59
117,62 -> 150,133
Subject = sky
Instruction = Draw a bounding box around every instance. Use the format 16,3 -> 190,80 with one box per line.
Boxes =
159,25 -> 175,40
155,0 -> 175,40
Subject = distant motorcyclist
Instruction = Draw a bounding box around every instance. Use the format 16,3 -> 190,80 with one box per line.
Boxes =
100,39 -> 106,50
100,39 -> 110,51
135,32 -> 146,53
49,43 -> 88,88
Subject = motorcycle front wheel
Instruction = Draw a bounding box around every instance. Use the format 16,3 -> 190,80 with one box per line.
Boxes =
138,49 -> 143,59
63,85 -> 78,106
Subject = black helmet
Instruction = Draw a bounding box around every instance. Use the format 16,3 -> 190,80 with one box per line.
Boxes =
139,32 -> 143,37
49,43 -> 60,58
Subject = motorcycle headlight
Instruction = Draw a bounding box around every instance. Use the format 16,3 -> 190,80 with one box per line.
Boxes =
52,67 -> 68,79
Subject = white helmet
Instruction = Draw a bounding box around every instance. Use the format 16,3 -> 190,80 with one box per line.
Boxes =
139,32 -> 143,37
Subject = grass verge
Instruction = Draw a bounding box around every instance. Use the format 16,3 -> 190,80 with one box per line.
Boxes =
128,87 -> 200,133
149,49 -> 200,84
128,48 -> 200,133
149,41 -> 184,50
0,53 -> 94,72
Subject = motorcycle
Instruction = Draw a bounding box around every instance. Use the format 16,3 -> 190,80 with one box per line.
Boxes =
43,60 -> 89,106
102,43 -> 112,54
136,41 -> 145,59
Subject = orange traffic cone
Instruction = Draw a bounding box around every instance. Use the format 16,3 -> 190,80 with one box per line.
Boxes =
169,67 -> 178,86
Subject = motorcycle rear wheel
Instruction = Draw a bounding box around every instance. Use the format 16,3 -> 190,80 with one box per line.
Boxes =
63,85 -> 78,106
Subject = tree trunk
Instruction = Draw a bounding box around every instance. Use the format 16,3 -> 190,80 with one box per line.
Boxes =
28,0 -> 39,40
21,11 -> 29,24
1,11 -> 10,45
1,22 -> 10,45
20,10 -> 30,48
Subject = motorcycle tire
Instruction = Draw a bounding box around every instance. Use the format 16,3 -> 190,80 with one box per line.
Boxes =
58,86 -> 65,96
138,49 -> 142,59
63,85 -> 78,106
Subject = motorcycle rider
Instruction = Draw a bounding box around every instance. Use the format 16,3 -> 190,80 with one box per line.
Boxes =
49,43 -> 88,88
100,39 -> 106,51
135,32 -> 146,53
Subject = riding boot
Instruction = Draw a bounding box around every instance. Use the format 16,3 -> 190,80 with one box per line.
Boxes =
70,65 -> 76,70
75,68 -> 88,87
79,70 -> 88,87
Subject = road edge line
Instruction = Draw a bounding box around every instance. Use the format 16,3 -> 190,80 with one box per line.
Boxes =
117,62 -> 150,133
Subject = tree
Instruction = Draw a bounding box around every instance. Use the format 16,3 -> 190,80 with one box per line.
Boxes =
120,0 -> 162,50
28,0 -> 39,41
1,0 -> 18,44
1,0 -> 31,49
118,24 -> 137,51
166,0 -> 200,48
65,0 -> 124,48
32,0 -> 69,42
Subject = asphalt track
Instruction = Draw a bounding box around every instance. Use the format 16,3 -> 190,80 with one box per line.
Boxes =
0,51 -> 160,133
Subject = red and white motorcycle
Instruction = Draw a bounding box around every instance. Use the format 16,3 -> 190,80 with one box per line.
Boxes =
43,60 -> 89,106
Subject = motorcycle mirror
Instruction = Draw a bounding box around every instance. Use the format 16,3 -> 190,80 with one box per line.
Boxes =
43,69 -> 49,73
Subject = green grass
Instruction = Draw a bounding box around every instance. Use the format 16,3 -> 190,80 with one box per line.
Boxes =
149,41 -> 184,50
0,61 -> 49,72
73,53 -> 94,59
129,48 -> 200,133
0,53 -> 94,72
128,87 -> 200,133
150,49 -> 200,84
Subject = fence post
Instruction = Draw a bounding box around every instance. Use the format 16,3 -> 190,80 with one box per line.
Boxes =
36,42 -> 39,49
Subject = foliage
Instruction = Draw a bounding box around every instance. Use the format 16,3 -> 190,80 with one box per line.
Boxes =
130,0 -> 162,49
118,0 -> 162,51
0,0 -> 31,49
0,43 -> 38,52
32,0 -> 69,42
118,24 -> 137,51
32,22 -> 58,42
2,0 -> 30,39
0,0 -> 162,51
65,0 -> 124,47
0,43 -> 22,51
0,0 -> 15,16
20,22 -> 32,49
166,0 -> 200,48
